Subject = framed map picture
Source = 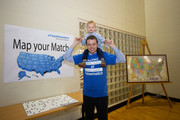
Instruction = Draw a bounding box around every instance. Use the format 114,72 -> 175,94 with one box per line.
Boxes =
126,55 -> 169,83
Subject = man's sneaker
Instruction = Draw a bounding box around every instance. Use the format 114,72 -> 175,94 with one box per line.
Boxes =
101,60 -> 106,68
78,61 -> 86,68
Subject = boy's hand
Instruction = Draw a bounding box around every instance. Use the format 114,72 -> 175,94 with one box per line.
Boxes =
104,39 -> 115,48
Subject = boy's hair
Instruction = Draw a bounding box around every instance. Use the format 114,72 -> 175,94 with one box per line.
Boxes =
87,21 -> 96,27
86,35 -> 98,44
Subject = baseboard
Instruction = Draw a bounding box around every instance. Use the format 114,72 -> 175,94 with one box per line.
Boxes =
108,93 -> 143,112
78,92 -> 180,120
146,92 -> 180,102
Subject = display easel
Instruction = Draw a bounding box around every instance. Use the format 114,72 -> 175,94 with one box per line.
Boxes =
126,38 -> 172,108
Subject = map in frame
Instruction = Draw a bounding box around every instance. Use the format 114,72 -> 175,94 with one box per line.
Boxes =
126,55 -> 169,83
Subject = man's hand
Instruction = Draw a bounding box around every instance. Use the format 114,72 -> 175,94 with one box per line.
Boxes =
70,37 -> 82,48
75,37 -> 82,44
104,39 -> 115,48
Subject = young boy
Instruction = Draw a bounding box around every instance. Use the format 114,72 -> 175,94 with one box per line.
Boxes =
78,21 -> 106,68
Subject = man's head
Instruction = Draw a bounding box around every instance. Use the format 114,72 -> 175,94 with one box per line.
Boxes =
87,21 -> 96,33
86,35 -> 98,54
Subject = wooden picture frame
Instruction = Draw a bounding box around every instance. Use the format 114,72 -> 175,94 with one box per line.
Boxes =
126,54 -> 170,83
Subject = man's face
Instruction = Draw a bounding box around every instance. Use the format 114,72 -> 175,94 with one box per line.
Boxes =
86,39 -> 98,54
87,23 -> 96,33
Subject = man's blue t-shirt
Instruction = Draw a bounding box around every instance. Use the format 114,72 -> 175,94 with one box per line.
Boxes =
73,52 -> 116,97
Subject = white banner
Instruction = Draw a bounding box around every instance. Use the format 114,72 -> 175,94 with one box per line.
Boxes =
4,24 -> 74,82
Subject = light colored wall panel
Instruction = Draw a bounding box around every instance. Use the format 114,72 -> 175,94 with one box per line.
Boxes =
145,0 -> 180,99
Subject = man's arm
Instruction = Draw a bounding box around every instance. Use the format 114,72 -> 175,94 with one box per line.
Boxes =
63,38 -> 82,63
104,39 -> 126,63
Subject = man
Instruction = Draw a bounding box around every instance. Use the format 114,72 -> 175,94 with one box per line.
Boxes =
63,35 -> 125,120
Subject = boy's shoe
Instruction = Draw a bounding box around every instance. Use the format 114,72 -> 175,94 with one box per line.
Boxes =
78,62 -> 86,68
101,60 -> 106,68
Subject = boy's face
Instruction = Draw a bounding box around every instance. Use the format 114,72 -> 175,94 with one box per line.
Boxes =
86,39 -> 98,54
87,23 -> 96,33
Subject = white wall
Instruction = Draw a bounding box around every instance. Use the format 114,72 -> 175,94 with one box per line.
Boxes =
0,0 -> 145,119
145,0 -> 180,98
